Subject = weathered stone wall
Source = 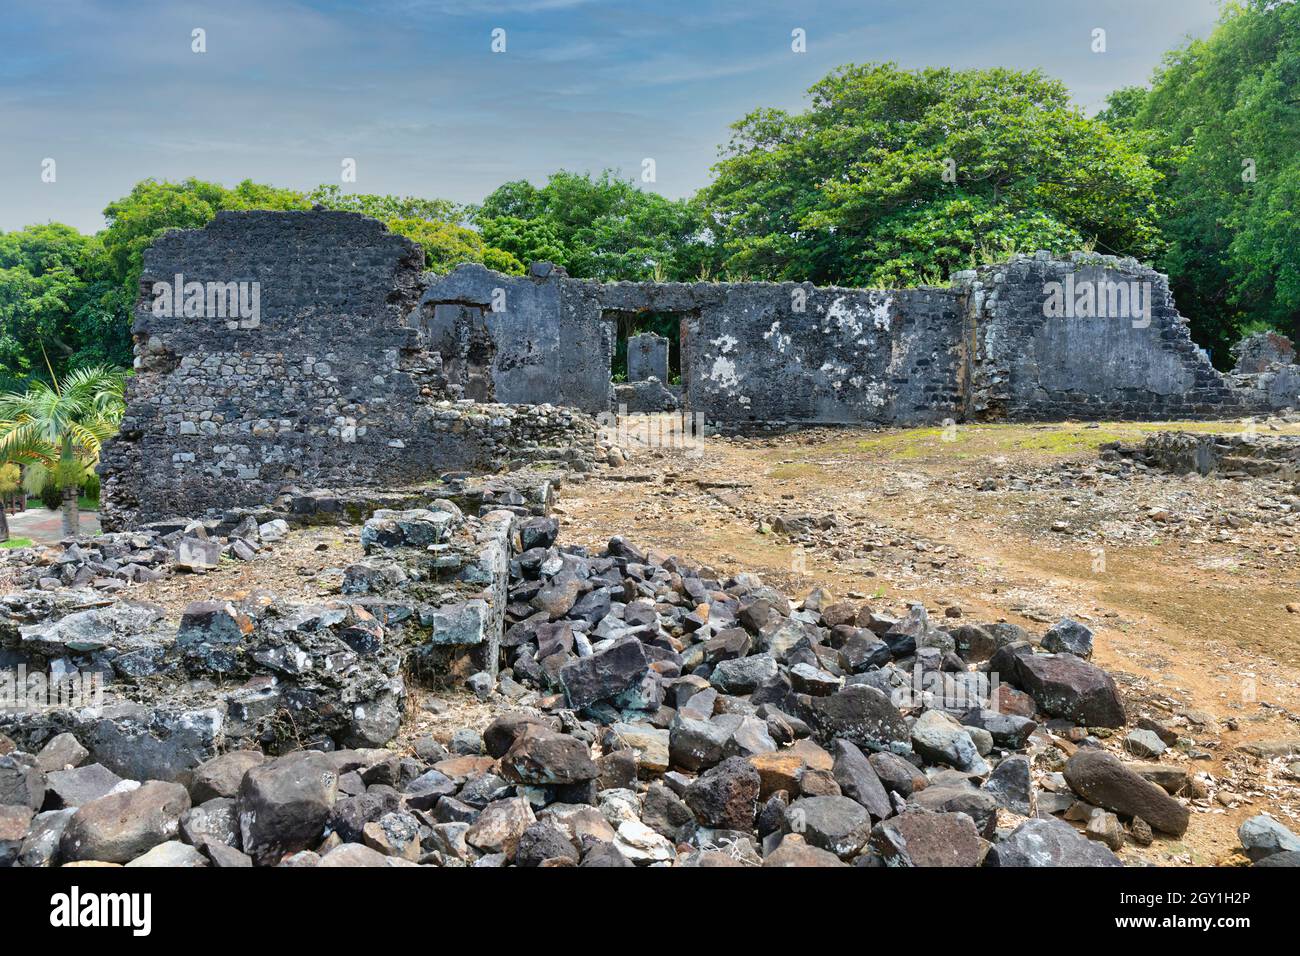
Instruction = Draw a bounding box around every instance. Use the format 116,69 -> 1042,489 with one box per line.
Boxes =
415,252 -> 1292,431
104,212 -> 1296,530
680,284 -> 965,428
417,262 -> 613,413
954,253 -> 1272,421
420,268 -> 967,428
628,332 -> 669,382
100,212 -> 594,529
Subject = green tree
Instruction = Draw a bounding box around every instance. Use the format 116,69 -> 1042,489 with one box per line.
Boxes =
0,225 -> 124,391
0,462 -> 19,542
1104,0 -> 1300,357
702,63 -> 1163,287
385,217 -> 524,275
476,170 -> 712,281
0,364 -> 126,537
307,184 -> 464,225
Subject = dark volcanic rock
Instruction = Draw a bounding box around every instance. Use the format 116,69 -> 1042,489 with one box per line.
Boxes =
867,809 -> 983,867
518,517 -> 560,551
710,654 -> 779,695
237,751 -> 339,865
190,750 -> 266,802
999,649 -> 1126,727
1041,618 -> 1094,659
45,763 -> 124,809
500,730 -> 598,786
785,795 -> 872,859
983,755 -> 1033,816
684,757 -> 761,831
831,739 -> 892,821
807,685 -> 910,752
559,638 -> 648,709
1063,750 -> 1188,836
763,833 -> 848,867
0,753 -> 46,810
61,781 -> 190,863
0,804 -> 33,866
869,751 -> 926,798
960,709 -> 1037,749
908,786 -> 999,839
514,819 -> 579,867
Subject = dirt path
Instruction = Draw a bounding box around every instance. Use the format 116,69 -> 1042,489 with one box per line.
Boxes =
561,418 -> 1300,865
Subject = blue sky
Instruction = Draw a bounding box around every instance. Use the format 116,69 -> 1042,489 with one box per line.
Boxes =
0,0 -> 1223,232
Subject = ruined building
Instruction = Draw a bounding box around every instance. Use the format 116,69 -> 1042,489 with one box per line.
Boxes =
100,210 -> 1298,528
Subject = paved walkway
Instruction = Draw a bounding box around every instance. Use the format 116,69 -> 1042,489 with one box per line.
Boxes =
4,508 -> 101,544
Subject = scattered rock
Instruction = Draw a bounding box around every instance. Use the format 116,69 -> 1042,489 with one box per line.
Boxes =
1063,750 -> 1189,836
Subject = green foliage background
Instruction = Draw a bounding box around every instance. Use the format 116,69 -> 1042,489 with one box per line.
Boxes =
1,0 -> 1295,386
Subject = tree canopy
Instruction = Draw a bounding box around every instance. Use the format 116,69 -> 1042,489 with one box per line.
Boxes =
1102,0 -> 1300,354
702,63 -> 1163,287
475,170 -> 711,281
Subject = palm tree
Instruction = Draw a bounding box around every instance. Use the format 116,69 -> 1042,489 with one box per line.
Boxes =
0,462 -> 19,542
0,364 -> 127,538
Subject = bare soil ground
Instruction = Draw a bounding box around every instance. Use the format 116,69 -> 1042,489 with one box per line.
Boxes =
559,417 -> 1300,866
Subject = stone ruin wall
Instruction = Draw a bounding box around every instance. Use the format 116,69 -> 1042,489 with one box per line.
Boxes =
419,252 -> 1296,430
959,253 -> 1268,422
101,210 -> 1298,529
99,211 -> 595,530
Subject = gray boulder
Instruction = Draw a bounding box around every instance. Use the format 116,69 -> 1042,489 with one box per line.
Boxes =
60,780 -> 190,863
1238,814 -> 1300,861
987,816 -> 1123,867
237,751 -> 339,865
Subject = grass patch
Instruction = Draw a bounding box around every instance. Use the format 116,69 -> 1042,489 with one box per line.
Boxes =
1,537 -> 34,549
767,462 -> 825,479
819,419 -> 1294,463
828,426 -> 971,458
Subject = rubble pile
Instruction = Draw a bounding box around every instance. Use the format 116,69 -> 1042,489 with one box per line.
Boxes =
1104,430 -> 1300,482
0,499 -> 519,790
6,508 -> 1290,867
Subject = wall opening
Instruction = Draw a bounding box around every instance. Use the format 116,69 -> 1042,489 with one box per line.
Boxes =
605,310 -> 682,384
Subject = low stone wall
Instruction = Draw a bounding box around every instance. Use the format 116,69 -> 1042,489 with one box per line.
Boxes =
0,503 -> 525,777
1105,431 -> 1300,480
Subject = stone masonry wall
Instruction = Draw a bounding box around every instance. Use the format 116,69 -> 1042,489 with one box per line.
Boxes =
104,212 -> 1294,531
679,284 -> 965,429
99,212 -> 594,529
417,262 -> 613,413
416,253 -> 1291,432
954,253 -> 1267,421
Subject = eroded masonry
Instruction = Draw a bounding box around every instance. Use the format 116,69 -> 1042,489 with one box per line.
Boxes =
100,210 -> 1298,527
